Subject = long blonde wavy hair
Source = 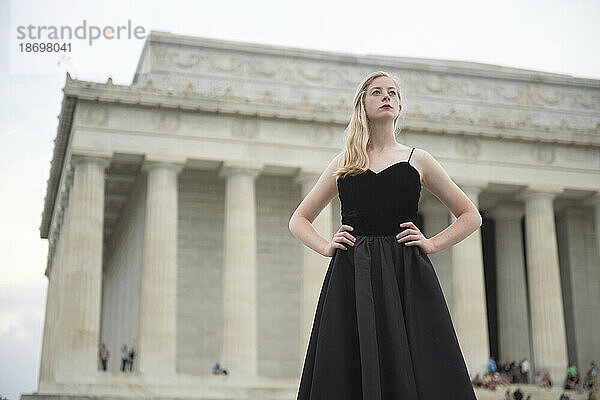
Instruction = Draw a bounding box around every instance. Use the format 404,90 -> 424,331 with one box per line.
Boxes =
334,70 -> 405,179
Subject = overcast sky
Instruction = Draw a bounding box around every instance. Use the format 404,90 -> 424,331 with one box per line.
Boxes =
1,0 -> 599,398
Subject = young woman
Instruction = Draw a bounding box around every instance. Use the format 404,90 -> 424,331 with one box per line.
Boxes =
289,71 -> 481,399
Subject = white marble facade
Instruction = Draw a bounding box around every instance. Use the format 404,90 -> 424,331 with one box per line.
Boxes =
31,31 -> 600,399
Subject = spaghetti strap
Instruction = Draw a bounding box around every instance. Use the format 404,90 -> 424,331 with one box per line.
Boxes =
407,147 -> 415,163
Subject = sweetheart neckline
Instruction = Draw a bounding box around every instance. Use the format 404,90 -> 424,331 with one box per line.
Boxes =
336,161 -> 422,187
367,160 -> 420,180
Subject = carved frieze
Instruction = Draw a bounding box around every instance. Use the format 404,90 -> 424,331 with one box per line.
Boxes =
83,104 -> 109,126
231,117 -> 259,139
141,42 -> 599,114
535,143 -> 555,164
151,110 -> 180,131
455,137 -> 481,159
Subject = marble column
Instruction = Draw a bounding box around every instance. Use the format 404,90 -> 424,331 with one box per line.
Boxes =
450,184 -> 490,377
52,155 -> 110,380
489,203 -> 531,365
588,194 -> 600,258
40,171 -> 72,389
39,266 -> 56,383
420,197 -> 453,311
580,195 -> 600,370
39,227 -> 65,385
218,162 -> 263,376
556,206 -> 600,375
522,186 -> 568,383
138,161 -> 184,376
294,171 -> 334,364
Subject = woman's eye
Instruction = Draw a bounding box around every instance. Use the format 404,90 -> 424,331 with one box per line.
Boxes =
373,89 -> 396,95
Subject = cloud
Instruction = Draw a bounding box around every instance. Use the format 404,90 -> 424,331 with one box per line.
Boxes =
0,285 -> 45,400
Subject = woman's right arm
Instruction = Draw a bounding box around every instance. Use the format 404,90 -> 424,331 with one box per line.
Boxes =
288,153 -> 356,257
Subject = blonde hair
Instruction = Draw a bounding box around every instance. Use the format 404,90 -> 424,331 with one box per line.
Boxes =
334,70 -> 405,179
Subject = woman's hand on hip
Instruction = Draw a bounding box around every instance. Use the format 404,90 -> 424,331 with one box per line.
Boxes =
323,224 -> 356,257
396,221 -> 436,254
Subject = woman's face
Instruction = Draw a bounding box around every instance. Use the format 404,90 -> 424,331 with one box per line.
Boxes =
363,76 -> 400,122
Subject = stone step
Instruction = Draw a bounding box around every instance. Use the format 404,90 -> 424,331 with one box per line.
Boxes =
21,384 -> 598,400
473,383 -> 597,400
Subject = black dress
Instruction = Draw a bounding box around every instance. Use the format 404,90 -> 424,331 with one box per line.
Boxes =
296,147 -> 478,400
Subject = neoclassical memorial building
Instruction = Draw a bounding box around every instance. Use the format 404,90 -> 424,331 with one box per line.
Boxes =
27,31 -> 599,399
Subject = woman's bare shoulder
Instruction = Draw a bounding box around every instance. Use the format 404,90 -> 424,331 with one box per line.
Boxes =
324,151 -> 345,175
408,147 -> 427,183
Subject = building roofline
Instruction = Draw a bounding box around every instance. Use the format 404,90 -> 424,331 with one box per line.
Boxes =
135,30 -> 600,88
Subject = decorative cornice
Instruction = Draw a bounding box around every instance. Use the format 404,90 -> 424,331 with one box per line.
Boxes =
63,77 -> 600,146
39,83 -> 76,239
138,31 -> 600,88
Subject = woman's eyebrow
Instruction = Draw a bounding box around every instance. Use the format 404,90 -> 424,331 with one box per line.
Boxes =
370,86 -> 397,90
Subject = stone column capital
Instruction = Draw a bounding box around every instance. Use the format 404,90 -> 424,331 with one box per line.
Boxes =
293,169 -> 323,188
454,180 -> 488,194
454,182 -> 487,210
70,153 -> 111,169
462,184 -> 485,197
217,161 -> 263,179
141,160 -> 184,175
518,185 -> 564,202
488,202 -> 524,221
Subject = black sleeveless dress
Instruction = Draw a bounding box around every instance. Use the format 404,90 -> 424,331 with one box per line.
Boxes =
296,148 -> 478,400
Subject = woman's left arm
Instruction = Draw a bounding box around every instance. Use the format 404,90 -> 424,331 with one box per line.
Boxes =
412,148 -> 482,254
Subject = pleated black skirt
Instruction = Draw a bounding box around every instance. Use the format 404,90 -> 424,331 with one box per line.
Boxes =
296,234 -> 478,400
